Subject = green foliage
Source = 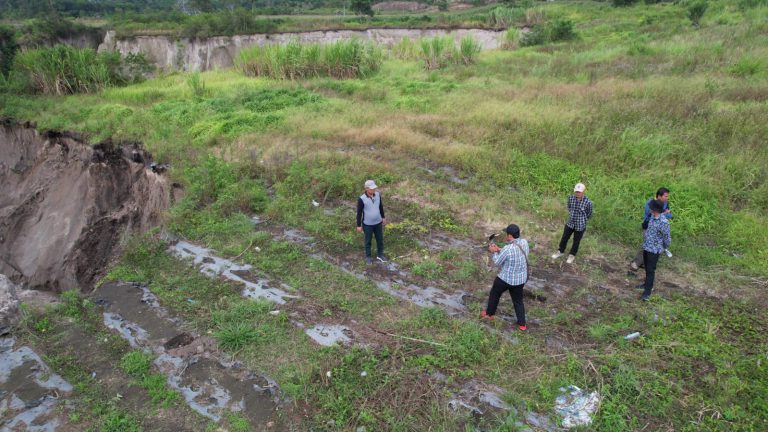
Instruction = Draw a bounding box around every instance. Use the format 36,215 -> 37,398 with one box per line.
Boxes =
215,322 -> 260,350
550,18 -> 576,42
351,0 -> 374,17
236,39 -> 383,80
141,373 -> 179,407
9,45 -> 144,95
519,25 -> 549,47
459,36 -> 482,65
119,350 -> 154,377
487,6 -> 525,28
0,25 -> 18,78
417,36 -> 480,70
502,27 -> 520,49
687,0 -> 709,27
186,72 -> 207,98
729,56 -> 763,77
612,0 -> 640,6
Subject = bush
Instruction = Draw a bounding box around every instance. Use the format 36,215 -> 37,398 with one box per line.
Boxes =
417,36 -> 480,69
612,0 -> 640,6
459,36 -> 482,65
236,39 -> 382,80
502,27 -> 520,50
687,0 -> 708,27
550,18 -> 576,42
487,7 -> 525,28
9,45 -> 147,95
519,25 -> 549,47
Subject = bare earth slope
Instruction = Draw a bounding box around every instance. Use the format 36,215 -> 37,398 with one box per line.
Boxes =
0,120 -> 169,291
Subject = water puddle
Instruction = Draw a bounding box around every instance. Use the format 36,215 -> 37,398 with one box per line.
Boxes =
170,241 -> 298,305
0,338 -> 72,432
95,282 -> 287,429
304,325 -> 352,347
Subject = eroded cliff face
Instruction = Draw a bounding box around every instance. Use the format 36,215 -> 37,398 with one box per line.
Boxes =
0,121 -> 169,291
98,28 -> 504,71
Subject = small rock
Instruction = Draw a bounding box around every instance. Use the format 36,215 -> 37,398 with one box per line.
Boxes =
196,345 -> 205,353
266,422 -> 274,428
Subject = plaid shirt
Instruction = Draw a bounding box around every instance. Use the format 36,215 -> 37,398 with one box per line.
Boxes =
643,216 -> 671,254
566,195 -> 593,231
492,239 -> 529,286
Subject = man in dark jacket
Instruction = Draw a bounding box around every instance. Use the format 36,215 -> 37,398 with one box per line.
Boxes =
356,180 -> 387,265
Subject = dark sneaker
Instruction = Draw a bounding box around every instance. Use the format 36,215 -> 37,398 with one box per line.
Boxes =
518,324 -> 527,331
365,257 -> 373,265
480,311 -> 494,320
377,255 -> 389,263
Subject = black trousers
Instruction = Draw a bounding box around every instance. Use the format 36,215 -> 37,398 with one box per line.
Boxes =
485,277 -> 525,325
363,222 -> 384,258
642,251 -> 660,298
558,225 -> 585,256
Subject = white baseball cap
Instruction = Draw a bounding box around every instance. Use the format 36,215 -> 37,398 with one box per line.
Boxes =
364,180 -> 378,189
574,183 -> 586,192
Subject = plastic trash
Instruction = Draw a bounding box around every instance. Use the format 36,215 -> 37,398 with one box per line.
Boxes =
624,332 -> 641,340
554,385 -> 600,428
312,200 -> 320,207
665,249 -> 673,258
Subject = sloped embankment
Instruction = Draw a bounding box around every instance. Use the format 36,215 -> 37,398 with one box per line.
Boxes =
0,120 -> 169,291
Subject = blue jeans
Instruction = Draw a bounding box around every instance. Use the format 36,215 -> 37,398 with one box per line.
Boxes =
363,223 -> 384,258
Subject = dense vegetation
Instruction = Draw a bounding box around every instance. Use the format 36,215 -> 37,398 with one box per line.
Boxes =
4,0 -> 768,430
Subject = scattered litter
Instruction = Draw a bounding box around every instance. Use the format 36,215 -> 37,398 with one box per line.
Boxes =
312,200 -> 320,207
254,246 -> 261,252
92,371 -> 96,378
554,385 -> 600,428
269,310 -> 280,316
251,215 -> 263,225
624,332 -> 641,341
664,249 -> 673,258
360,371 -> 367,377
326,371 -> 332,378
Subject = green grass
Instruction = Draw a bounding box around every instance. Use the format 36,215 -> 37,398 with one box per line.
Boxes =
5,0 -> 768,430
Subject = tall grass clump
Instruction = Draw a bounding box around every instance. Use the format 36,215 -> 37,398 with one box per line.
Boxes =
418,36 -> 480,70
391,37 -> 419,61
502,27 -> 520,49
487,6 -> 525,28
236,39 -> 382,80
10,45 -> 143,95
687,0 -> 709,27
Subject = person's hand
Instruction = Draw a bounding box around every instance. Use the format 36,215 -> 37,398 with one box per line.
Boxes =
488,243 -> 500,253
664,209 -> 671,214
356,226 -> 362,233
382,218 -> 387,226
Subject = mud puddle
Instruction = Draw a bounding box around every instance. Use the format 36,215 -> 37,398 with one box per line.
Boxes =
170,240 -> 298,304
0,338 -> 73,432
96,282 -> 289,429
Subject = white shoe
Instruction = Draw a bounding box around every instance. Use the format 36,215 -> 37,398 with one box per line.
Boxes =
551,251 -> 564,259
566,254 -> 576,264
630,261 -> 639,271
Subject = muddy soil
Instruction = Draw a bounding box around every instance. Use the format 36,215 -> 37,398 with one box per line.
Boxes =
0,120 -> 170,291
96,281 -> 292,430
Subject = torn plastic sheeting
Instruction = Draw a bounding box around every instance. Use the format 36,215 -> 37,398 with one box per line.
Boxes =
554,385 -> 600,428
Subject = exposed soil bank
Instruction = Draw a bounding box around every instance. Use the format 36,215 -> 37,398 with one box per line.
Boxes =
98,27 -> 504,71
0,120 -> 170,291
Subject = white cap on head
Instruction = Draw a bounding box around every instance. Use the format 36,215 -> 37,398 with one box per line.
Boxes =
574,183 -> 586,193
364,180 -> 378,190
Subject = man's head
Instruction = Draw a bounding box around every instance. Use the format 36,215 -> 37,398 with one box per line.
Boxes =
656,187 -> 670,202
574,183 -> 586,198
364,180 -> 378,195
649,199 -> 665,215
505,224 -> 521,239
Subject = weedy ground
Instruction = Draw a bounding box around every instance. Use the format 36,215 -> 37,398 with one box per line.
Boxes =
4,0 -> 768,430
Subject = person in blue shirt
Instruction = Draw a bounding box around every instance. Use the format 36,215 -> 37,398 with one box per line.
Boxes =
630,187 -> 672,271
480,224 -> 529,331
638,199 -> 672,301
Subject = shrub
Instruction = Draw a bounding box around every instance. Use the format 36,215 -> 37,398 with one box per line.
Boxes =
550,18 -> 576,42
9,45 -> 145,95
687,0 -> 708,26
487,7 -> 525,28
612,0 -> 640,6
519,25 -> 549,47
729,57 -> 763,77
391,37 -> 418,60
459,36 -> 482,65
236,39 -> 382,80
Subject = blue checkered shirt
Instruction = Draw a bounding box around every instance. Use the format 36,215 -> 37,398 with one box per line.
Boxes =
566,195 -> 593,231
643,216 -> 671,254
492,239 -> 529,286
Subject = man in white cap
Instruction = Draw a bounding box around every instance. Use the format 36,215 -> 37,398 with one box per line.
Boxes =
551,182 -> 593,264
356,180 -> 387,264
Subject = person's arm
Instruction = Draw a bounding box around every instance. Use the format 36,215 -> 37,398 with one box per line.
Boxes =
664,203 -> 673,220
586,199 -> 593,220
356,197 -> 364,227
643,199 -> 652,221
379,193 -> 385,220
492,245 -> 511,267
567,195 -> 574,214
662,223 -> 671,249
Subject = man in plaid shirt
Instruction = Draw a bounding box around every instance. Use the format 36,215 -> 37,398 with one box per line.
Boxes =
481,224 -> 529,331
551,183 -> 593,264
